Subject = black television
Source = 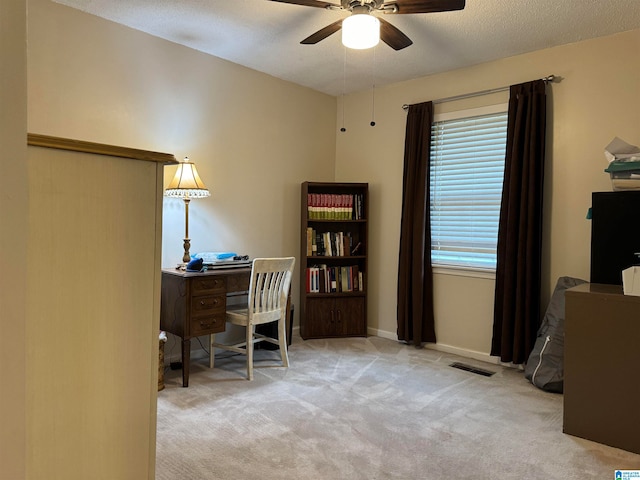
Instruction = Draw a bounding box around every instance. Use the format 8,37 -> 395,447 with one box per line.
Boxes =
590,191 -> 640,285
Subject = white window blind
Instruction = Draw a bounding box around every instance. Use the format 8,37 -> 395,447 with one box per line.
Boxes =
430,108 -> 508,270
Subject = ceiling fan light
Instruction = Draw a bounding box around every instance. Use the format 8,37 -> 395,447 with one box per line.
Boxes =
342,14 -> 380,50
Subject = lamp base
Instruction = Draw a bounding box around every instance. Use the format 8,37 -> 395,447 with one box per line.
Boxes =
182,238 -> 191,263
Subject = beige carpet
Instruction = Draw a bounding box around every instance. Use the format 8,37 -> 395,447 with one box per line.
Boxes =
156,336 -> 639,479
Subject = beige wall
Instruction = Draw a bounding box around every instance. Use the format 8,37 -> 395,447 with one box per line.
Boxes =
0,0 -> 27,477
336,29 -> 640,361
26,145 -> 165,480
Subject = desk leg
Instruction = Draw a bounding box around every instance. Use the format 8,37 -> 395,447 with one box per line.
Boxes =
181,338 -> 191,387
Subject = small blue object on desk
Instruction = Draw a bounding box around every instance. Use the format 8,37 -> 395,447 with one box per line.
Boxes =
185,257 -> 204,272
193,251 -> 237,262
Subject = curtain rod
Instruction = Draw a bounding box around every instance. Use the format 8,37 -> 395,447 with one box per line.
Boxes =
402,75 -> 556,110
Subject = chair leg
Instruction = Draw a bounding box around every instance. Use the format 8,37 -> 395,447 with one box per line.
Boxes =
246,324 -> 254,381
278,316 -> 289,368
209,334 -> 215,369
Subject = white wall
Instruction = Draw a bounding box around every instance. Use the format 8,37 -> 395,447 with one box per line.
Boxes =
0,0 -> 27,477
336,29 -> 640,361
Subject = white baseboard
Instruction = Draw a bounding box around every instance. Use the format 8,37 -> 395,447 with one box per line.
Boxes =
425,342 -> 499,366
367,326 -> 504,367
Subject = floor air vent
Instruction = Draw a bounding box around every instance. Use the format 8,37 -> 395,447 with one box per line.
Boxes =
450,362 -> 495,377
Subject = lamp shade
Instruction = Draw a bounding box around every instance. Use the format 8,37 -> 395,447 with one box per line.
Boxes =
342,13 -> 380,50
164,157 -> 210,199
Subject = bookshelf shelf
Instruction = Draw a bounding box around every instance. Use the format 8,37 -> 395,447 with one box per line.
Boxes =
308,255 -> 367,261
305,291 -> 366,298
300,181 -> 368,339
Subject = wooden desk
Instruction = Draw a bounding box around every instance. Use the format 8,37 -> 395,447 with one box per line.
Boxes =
160,267 -> 251,387
564,283 -> 640,454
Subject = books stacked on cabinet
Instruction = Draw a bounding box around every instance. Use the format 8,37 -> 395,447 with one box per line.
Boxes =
306,265 -> 363,293
306,193 -> 365,220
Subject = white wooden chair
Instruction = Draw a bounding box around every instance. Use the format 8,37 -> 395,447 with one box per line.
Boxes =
210,257 -> 295,380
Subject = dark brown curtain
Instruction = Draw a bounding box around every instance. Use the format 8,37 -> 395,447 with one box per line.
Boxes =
491,80 -> 547,364
397,102 -> 436,346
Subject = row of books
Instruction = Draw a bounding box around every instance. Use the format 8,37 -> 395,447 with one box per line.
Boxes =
306,228 -> 363,257
305,265 -> 364,293
307,193 -> 365,220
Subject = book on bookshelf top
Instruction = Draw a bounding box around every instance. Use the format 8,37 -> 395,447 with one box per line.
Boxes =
307,193 -> 365,220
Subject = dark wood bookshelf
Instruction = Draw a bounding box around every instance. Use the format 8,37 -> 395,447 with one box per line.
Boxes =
299,181 -> 368,339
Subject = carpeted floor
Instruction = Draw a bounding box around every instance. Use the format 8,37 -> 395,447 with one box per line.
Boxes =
156,335 -> 639,479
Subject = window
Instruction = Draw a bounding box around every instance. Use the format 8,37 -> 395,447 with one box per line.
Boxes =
430,105 -> 508,271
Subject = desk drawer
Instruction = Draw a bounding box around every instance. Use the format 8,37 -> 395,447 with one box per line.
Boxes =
191,277 -> 226,294
228,272 -> 250,293
191,294 -> 225,314
191,314 -> 226,335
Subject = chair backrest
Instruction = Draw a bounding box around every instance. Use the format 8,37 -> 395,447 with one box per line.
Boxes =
247,257 -> 296,323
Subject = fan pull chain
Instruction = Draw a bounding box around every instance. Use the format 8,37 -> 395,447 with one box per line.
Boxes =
340,47 -> 347,132
370,86 -> 376,127
370,46 -> 376,127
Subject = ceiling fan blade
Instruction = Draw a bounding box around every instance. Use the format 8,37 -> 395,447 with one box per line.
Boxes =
267,0 -> 338,8
379,17 -> 412,50
383,0 -> 465,14
301,19 -> 343,44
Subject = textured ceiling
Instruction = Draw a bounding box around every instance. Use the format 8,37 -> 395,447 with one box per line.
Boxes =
53,0 -> 640,96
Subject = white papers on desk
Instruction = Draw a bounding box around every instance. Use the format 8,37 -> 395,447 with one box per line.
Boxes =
204,260 -> 252,269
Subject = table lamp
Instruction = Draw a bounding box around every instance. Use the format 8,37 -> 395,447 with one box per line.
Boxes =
164,157 -> 210,263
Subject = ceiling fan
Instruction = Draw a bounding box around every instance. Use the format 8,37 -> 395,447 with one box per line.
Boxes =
267,0 -> 466,50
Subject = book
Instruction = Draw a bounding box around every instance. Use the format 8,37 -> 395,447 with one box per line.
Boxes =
306,227 -> 313,256
330,268 -> 337,293
343,233 -> 351,257
352,265 -> 359,291
306,267 -> 321,293
341,267 -> 349,292
319,266 -> 326,293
